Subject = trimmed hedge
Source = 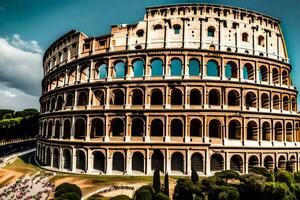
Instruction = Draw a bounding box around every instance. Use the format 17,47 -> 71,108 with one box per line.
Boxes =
54,183 -> 82,198
55,192 -> 81,200
110,195 -> 131,200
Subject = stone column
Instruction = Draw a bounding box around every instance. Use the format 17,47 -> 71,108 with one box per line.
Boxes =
86,115 -> 90,141
72,147 -> 76,172
106,149 -> 112,174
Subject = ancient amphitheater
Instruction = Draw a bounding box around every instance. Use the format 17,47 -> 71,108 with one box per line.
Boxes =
36,3 -> 300,176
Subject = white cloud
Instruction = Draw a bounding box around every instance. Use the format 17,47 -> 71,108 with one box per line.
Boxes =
0,90 -> 17,98
10,34 -> 43,54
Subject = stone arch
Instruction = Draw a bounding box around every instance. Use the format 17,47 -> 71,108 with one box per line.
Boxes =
56,96 -> 64,111
131,89 -> 144,105
80,65 -> 89,82
243,63 -> 254,80
54,120 -> 60,138
76,150 -> 86,171
97,63 -> 107,79
151,89 -> 163,105
247,121 -> 258,140
286,122 -> 293,142
151,119 -> 164,136
229,120 -> 241,140
47,121 -> 53,138
111,118 -> 124,136
191,153 -> 204,172
63,119 -> 71,139
171,152 -> 184,173
189,58 -> 200,76
170,58 -> 182,76
93,151 -> 105,172
52,148 -> 59,169
209,89 -> 220,105
110,89 -> 125,105
210,154 -> 224,172
78,91 -> 88,106
261,93 -> 269,109
91,118 -> 104,137
151,150 -> 164,172
259,65 -> 268,81
262,121 -> 271,141
228,90 -> 240,106
132,59 -> 145,77
75,118 -> 86,139
93,90 -> 105,105
248,155 -> 259,172
278,155 -> 286,170
171,88 -> 183,105
282,70 -> 289,85
113,152 -> 125,172
225,61 -> 238,78
273,95 -> 280,109
245,91 -> 257,108
68,68 -> 76,85
283,96 -> 289,111
264,156 -> 274,171
275,122 -> 283,141
190,118 -> 202,137
45,147 -> 51,166
230,155 -> 243,173
63,149 -> 71,170
272,68 -> 279,84
114,60 -> 126,78
132,152 -> 145,173
170,118 -> 183,137
209,119 -> 222,138
189,89 -> 202,105
66,93 -> 74,107
207,60 -> 219,77
131,117 -> 144,137
151,58 -> 164,76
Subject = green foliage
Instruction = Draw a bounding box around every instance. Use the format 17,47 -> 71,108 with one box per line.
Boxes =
290,183 -> 300,199
191,169 -> 199,183
54,183 -> 82,198
276,170 -> 294,187
286,161 -> 293,173
215,170 -> 240,183
109,195 -> 131,200
294,171 -> 300,183
134,185 -> 155,200
208,185 -> 239,200
164,173 -> 169,196
0,109 -> 14,120
153,192 -> 170,200
87,194 -> 106,200
153,169 -> 161,193
55,192 -> 81,200
263,182 -> 291,200
238,173 -> 266,200
173,178 -> 194,200
251,166 -> 273,180
201,175 -> 224,192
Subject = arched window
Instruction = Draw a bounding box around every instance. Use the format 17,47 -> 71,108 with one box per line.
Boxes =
151,119 -> 163,136
133,59 -> 144,77
207,60 -> 219,77
292,97 -> 297,111
93,90 -> 105,105
259,65 -> 268,81
190,119 -> 202,137
151,150 -> 164,172
132,89 -> 144,105
189,59 -> 200,76
242,32 -> 249,42
63,149 -> 71,170
78,91 -> 88,106
50,98 -> 56,111
53,149 -> 59,169
229,120 -> 241,140
43,121 -> 47,137
98,63 -> 107,79
247,121 -> 258,140
262,122 -> 271,141
227,90 -> 239,106
171,152 -> 184,173
209,89 -> 220,105
190,89 -> 202,105
264,156 -> 273,171
225,61 -> 238,78
68,69 -> 76,85
136,29 -> 144,37
286,122 -> 293,142
245,92 -> 256,107
66,93 -> 74,107
210,154 -> 224,171
111,89 -> 124,105
45,148 -> 51,165
230,155 -> 243,173
208,26 -> 215,37
191,153 -> 203,172
132,152 -> 144,173
63,120 -> 71,139
113,152 -> 124,172
261,93 -> 269,109
93,151 -> 105,172
171,89 -> 183,105
209,119 -> 221,138
56,96 -> 63,111
275,122 -> 283,141
131,118 -> 144,137
58,74 -> 65,87
91,118 -> 104,137
47,121 -> 53,138
278,155 -> 286,170
282,70 -> 289,85
272,68 -> 279,84
283,96 -> 289,111
243,63 -> 254,80
111,118 -> 124,136
76,150 -> 86,171
173,24 -> 181,34
273,95 -> 280,110
54,121 -> 60,138
151,59 -> 163,76
258,35 -> 265,46
171,119 -> 183,137
170,58 -> 182,76
80,65 -> 89,82
75,118 -> 86,139
248,156 -> 259,172
151,89 -> 163,105
114,61 -> 126,78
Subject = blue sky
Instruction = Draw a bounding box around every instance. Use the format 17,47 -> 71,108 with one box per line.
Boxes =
0,0 -> 299,110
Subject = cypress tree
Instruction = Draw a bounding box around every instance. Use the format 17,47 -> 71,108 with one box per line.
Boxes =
191,169 -> 199,183
164,173 -> 169,196
153,169 -> 161,193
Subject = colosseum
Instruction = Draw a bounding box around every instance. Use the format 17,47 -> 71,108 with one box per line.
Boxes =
36,3 -> 300,176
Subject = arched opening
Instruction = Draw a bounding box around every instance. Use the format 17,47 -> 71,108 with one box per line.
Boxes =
76,150 -> 86,171
111,118 -> 124,137
63,120 -> 71,139
43,121 -> 47,137
112,152 -> 125,172
171,89 -> 183,105
56,96 -> 63,111
189,59 -> 200,76
53,149 -> 59,169
258,35 -> 265,46
133,59 -> 145,77
151,150 -> 164,172
286,122 -> 293,142
243,63 -> 254,80
210,154 -> 224,172
132,89 -> 144,105
272,68 -> 279,84
282,70 -> 289,85
47,121 -> 53,138
171,119 -> 183,137
80,65 -> 89,82
136,29 -> 144,37
283,96 -> 289,111
278,155 -> 286,170
207,60 -> 219,77
245,92 -> 257,107
93,151 -> 105,172
45,148 -> 51,166
209,119 -> 221,138
228,90 -> 240,106
190,119 -> 202,137
91,118 -> 104,137
242,32 -> 249,42
229,120 -> 241,140
68,69 -> 76,84
151,119 -> 163,136
207,26 -> 215,37
66,93 -> 74,107
292,97 -> 297,111
262,122 -> 271,141
111,89 -> 125,105
191,153 -> 203,172
259,65 -> 268,81
74,118 -> 86,139
247,121 -> 258,140
51,98 -> 56,111
54,121 -> 60,138
273,95 -> 280,110
230,155 -> 243,173
93,90 -> 105,105
290,155 -> 296,172
275,122 -> 283,141
114,61 -> 126,78
261,93 -> 269,109
225,61 -> 238,78
248,156 -> 259,172
132,152 -> 144,173
173,24 -> 181,34
57,74 -> 65,87
209,89 -> 220,105
190,89 -> 202,105
78,91 -> 88,106
131,118 -> 144,137
171,152 -> 184,173
151,59 -> 163,76
170,58 -> 182,76
98,63 -> 107,79
151,89 -> 163,105
63,149 -> 71,170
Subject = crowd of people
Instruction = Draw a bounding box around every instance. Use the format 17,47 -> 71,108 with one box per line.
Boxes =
98,185 -> 135,194
0,174 -> 54,200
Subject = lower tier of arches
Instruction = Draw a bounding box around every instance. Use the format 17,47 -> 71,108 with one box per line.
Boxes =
36,140 -> 300,176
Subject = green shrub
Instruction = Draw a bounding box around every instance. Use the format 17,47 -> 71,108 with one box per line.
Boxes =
153,192 -> 170,200
173,178 -> 194,200
238,173 -> 266,200
263,182 -> 290,200
294,171 -> 300,183
87,194 -> 106,200
251,166 -> 273,180
290,183 -> 300,199
191,169 -> 199,183
54,183 -> 82,198
215,170 -> 240,183
153,169 -> 161,193
109,195 -> 131,200
201,175 -> 224,192
208,185 -> 239,200
164,173 -> 169,196
55,192 -> 81,200
134,185 -> 154,200
276,170 -> 294,187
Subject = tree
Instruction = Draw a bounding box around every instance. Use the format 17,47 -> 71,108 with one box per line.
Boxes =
286,161 -> 293,173
154,192 -> 170,200
134,185 -> 154,200
109,195 -> 131,200
164,173 -> 169,196
263,182 -> 292,200
54,183 -> 82,198
191,169 -> 199,183
153,169 -> 161,193
238,173 -> 266,200
294,171 -> 300,183
275,170 -> 294,187
215,170 -> 240,183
